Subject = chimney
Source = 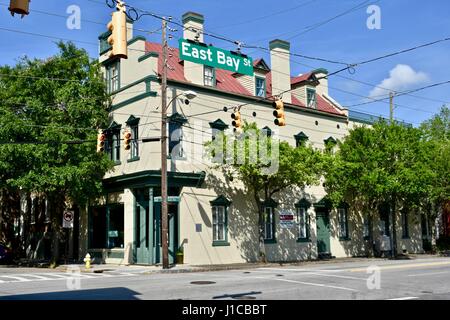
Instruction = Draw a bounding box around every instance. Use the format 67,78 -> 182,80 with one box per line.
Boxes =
269,39 -> 291,103
182,12 -> 205,85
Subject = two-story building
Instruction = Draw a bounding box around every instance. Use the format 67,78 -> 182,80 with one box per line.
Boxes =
79,12 -> 424,265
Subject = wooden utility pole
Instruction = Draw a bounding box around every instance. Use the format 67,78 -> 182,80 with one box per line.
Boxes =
389,92 -> 394,124
160,17 -> 169,269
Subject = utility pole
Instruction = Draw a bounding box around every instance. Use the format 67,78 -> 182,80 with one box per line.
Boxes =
389,92 -> 394,124
160,17 -> 169,269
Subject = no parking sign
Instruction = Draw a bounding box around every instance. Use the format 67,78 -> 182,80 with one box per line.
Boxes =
63,210 -> 74,228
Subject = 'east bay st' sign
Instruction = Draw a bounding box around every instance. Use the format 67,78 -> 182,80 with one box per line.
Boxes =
179,39 -> 254,76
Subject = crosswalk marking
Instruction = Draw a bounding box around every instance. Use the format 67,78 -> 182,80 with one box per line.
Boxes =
0,272 -> 137,284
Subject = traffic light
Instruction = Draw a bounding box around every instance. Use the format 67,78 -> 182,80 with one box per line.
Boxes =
8,0 -> 30,17
123,130 -> 132,151
231,110 -> 242,132
107,1 -> 128,59
273,99 -> 286,126
97,133 -> 106,153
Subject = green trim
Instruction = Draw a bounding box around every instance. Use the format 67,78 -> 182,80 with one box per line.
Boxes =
312,68 -> 329,75
138,51 -> 159,63
294,132 -> 309,147
127,36 -> 146,47
324,136 -> 337,146
297,238 -> 312,243
339,237 -> 351,241
262,126 -> 272,137
264,239 -> 277,244
127,156 -> 140,163
255,76 -> 266,98
210,195 -> 231,206
314,197 -> 332,209
111,91 -> 157,111
269,39 -> 290,51
114,160 -> 122,166
168,112 -> 188,124
182,12 -> 205,24
110,75 -> 158,95
209,119 -> 229,130
126,115 -> 140,126
103,170 -> 206,191
212,241 -> 230,247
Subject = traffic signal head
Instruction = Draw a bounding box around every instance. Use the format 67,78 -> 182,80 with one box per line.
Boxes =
8,0 -> 30,17
231,111 -> 242,131
97,133 -> 106,153
272,99 -> 286,127
107,4 -> 128,59
123,131 -> 132,151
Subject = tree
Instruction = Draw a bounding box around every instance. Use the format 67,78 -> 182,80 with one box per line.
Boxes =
324,120 -> 438,257
0,42 -> 114,262
207,122 -> 324,261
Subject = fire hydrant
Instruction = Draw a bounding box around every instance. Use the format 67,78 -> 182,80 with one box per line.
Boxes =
83,253 -> 91,270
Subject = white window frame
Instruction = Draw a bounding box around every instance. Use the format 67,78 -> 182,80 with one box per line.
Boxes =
204,66 -> 215,87
338,208 -> 348,239
263,207 -> 274,240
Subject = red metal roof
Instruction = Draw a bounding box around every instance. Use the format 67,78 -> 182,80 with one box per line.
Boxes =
145,42 -> 342,116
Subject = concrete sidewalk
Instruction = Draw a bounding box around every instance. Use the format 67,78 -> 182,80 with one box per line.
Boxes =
52,253 -> 441,274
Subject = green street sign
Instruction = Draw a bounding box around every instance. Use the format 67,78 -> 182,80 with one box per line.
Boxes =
179,39 -> 254,76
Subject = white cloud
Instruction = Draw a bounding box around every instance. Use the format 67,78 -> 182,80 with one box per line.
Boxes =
369,64 -> 429,98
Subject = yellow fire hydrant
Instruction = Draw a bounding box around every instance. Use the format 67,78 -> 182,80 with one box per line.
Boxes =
83,253 -> 91,270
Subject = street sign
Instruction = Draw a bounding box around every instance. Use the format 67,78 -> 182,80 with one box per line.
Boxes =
179,38 -> 254,76
154,196 -> 180,203
62,210 -> 74,229
279,210 -> 295,229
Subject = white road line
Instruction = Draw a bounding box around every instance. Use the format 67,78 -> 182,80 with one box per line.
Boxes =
0,275 -> 32,282
251,276 -> 358,292
15,274 -> 53,281
117,272 -> 139,276
387,297 -> 418,300
306,272 -> 367,281
407,271 -> 450,277
275,278 -> 359,292
258,267 -> 346,273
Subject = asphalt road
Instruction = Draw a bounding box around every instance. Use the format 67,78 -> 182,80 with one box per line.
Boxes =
1,257 -> 450,300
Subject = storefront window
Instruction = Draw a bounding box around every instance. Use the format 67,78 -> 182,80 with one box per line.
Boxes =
108,205 -> 124,248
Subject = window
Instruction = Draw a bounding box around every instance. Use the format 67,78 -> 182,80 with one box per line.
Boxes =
210,195 -> 231,246
324,137 -> 337,153
307,88 -> 317,109
363,215 -> 371,240
294,132 -> 309,147
263,206 -> 275,242
106,125 -> 121,163
255,77 -> 266,97
204,66 -> 215,87
106,61 -> 120,94
338,207 -> 349,240
402,210 -> 409,239
168,113 -> 187,160
112,131 -> 121,162
130,125 -> 139,159
209,119 -> 229,141
212,206 -> 226,241
297,207 -> 309,240
108,205 -> 124,248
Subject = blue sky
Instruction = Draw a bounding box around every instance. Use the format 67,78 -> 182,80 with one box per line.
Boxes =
1,0 -> 449,126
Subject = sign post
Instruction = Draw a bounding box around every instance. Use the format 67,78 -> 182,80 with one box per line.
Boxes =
179,39 -> 254,76
63,210 -> 74,229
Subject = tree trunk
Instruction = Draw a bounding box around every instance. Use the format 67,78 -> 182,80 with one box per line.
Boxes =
391,195 -> 398,257
254,192 -> 266,263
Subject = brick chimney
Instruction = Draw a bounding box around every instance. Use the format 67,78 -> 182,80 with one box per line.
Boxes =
182,12 -> 205,85
269,39 -> 291,103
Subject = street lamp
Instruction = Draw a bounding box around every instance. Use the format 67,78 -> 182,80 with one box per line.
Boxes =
160,89 -> 197,269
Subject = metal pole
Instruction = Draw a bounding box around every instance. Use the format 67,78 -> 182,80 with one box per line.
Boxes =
389,92 -> 394,124
161,17 -> 169,269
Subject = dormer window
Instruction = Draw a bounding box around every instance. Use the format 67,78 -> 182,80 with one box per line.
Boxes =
255,77 -> 266,97
307,88 -> 317,109
204,66 -> 215,87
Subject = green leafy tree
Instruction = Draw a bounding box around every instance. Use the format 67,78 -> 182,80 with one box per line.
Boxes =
0,42 -> 114,261
324,120 -> 439,256
207,122 -> 324,261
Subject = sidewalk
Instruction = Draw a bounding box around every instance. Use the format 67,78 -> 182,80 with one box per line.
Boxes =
53,253 -> 443,274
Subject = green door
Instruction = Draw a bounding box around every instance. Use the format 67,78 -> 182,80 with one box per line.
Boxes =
316,212 -> 331,254
154,202 -> 178,265
135,191 -> 153,264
